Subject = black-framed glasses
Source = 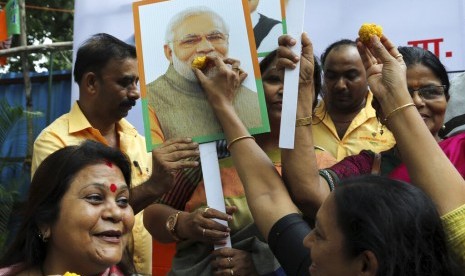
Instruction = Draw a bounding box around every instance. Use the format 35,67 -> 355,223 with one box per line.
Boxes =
171,31 -> 229,48
408,85 -> 446,100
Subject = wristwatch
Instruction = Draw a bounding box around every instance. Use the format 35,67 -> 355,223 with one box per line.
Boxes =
166,211 -> 184,241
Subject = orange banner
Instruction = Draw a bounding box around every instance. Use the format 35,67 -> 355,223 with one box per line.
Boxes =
0,9 -> 7,41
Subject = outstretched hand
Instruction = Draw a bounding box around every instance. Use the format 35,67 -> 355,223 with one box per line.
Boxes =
356,35 -> 411,118
194,56 -> 248,109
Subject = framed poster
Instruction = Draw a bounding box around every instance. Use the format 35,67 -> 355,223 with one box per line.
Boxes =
134,0 -> 270,151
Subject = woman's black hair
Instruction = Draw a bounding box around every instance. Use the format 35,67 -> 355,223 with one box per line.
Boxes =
334,175 -> 461,275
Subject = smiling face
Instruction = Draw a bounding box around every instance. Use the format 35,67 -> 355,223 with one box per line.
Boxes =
407,64 -> 448,141
323,45 -> 368,113
303,194 -> 366,276
45,163 -> 134,273
94,58 -> 140,121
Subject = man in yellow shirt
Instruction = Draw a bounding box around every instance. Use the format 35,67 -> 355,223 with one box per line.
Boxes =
313,39 -> 395,161
31,33 -> 200,275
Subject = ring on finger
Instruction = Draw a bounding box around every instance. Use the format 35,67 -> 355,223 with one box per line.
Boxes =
202,228 -> 206,237
203,207 -> 210,216
230,268 -> 234,276
227,257 -> 232,264
395,53 -> 403,59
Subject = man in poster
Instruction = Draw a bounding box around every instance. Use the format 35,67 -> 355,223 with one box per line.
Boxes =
146,6 -> 262,143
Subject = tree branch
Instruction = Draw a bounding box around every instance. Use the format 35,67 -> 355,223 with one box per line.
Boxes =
0,41 -> 73,57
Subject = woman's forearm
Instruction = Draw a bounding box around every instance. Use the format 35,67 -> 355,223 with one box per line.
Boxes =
386,106 -> 465,214
212,102 -> 299,239
281,83 -> 328,219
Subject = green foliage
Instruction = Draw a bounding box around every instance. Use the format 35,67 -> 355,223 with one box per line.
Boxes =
0,99 -> 42,254
7,0 -> 74,72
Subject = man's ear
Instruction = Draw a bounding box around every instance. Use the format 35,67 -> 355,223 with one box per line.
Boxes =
358,250 -> 378,276
164,44 -> 173,63
82,72 -> 99,95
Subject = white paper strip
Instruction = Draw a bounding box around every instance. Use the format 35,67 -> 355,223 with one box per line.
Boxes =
200,142 -> 232,248
279,0 -> 306,149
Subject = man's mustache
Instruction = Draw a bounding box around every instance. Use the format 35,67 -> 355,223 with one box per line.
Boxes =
120,99 -> 136,107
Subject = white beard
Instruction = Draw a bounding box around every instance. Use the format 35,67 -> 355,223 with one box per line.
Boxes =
172,53 -> 198,82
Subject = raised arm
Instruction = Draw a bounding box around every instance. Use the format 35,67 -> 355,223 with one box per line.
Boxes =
357,35 -> 465,215
194,56 -> 299,238
278,33 -> 330,219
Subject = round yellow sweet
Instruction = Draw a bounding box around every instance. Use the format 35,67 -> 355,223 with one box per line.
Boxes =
358,23 -> 383,44
191,56 -> 207,69
63,272 -> 80,276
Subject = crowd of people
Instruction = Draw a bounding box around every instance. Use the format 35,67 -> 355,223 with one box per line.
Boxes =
1,10 -> 465,276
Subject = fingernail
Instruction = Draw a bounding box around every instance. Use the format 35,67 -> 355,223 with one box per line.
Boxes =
294,56 -> 300,62
228,215 -> 233,221
290,38 -> 297,45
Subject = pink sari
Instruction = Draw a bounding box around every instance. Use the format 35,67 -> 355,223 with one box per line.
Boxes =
389,132 -> 465,182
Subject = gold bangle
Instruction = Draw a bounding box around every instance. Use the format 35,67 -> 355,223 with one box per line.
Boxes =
383,103 -> 415,123
296,116 -> 312,127
227,135 -> 255,150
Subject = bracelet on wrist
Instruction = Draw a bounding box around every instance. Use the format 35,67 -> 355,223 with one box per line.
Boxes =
227,135 -> 255,150
383,103 -> 415,123
295,116 -> 313,127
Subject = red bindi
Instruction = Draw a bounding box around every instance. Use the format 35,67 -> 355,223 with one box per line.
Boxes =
110,183 -> 117,193
105,160 -> 113,168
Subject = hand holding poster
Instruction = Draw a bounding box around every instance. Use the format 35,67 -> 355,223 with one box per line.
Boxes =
133,0 -> 270,258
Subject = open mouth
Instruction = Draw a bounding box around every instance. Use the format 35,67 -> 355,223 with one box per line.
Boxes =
95,230 -> 122,243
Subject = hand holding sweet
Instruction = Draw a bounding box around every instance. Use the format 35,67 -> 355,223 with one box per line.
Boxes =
194,56 -> 248,110
211,247 -> 259,276
356,35 -> 412,120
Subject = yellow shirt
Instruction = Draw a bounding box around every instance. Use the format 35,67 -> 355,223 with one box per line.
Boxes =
31,102 -> 153,275
312,92 -> 396,161
441,204 -> 465,266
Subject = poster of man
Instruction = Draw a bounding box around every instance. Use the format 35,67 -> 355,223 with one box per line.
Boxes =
134,0 -> 269,150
